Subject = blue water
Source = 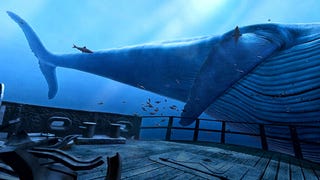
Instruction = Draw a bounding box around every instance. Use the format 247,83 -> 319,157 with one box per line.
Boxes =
1,1 -> 320,146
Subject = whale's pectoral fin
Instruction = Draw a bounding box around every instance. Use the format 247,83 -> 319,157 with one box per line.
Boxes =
39,63 -> 57,99
180,32 -> 283,126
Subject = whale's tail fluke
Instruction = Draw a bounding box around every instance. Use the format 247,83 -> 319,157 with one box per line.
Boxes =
7,11 -> 58,99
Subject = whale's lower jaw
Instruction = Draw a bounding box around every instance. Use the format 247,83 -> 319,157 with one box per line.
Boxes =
205,32 -> 320,163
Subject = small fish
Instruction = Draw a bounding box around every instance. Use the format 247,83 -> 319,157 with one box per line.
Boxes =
146,99 -> 153,108
232,26 -> 242,43
138,84 -> 145,89
73,44 -> 93,53
146,103 -> 153,108
155,101 -> 161,104
169,105 -> 177,110
122,101 -> 126,103
97,102 -> 104,105
236,69 -> 244,73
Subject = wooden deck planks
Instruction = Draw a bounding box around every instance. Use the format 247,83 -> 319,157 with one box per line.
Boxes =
290,159 -> 305,180
170,172 -> 202,180
241,152 -> 272,179
123,166 -> 184,180
301,166 -> 318,180
122,157 -> 155,172
122,163 -> 165,179
262,154 -> 280,180
63,140 -> 319,180
277,154 -> 290,180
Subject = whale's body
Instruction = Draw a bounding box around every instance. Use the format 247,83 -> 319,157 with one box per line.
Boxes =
7,12 -> 320,162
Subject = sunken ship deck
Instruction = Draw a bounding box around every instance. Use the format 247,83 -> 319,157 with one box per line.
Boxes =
0,101 -> 319,179
71,140 -> 320,180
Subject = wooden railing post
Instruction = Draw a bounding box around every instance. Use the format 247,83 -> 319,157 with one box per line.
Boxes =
220,121 -> 226,144
193,118 -> 200,142
165,116 -> 174,141
259,124 -> 268,151
290,126 -> 303,159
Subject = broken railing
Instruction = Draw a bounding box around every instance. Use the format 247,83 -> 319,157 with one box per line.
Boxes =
139,116 -> 320,163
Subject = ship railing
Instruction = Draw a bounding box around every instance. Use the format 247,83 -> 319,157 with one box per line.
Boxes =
139,116 -> 320,162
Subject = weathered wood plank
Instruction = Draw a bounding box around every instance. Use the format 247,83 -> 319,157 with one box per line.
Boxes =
222,164 -> 250,180
290,159 -> 304,180
149,151 -> 222,179
65,140 -> 319,180
241,152 -> 272,179
299,161 -> 319,180
122,157 -> 154,171
124,166 -> 183,180
170,172 -> 201,180
262,154 -> 280,180
204,151 -> 252,179
122,163 -> 165,179
277,154 -> 290,180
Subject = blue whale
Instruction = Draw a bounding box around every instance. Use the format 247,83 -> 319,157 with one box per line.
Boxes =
7,11 -> 320,125
7,12 -> 320,161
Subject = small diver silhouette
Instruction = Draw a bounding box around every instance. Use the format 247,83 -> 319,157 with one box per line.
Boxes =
233,26 -> 242,43
73,44 -> 93,53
